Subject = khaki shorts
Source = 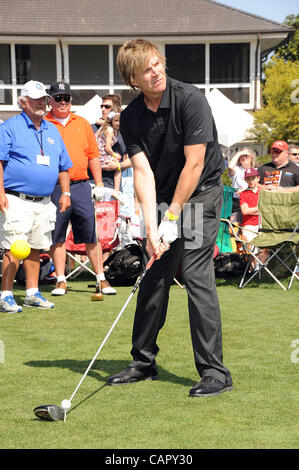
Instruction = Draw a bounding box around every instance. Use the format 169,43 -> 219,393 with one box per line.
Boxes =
0,194 -> 57,250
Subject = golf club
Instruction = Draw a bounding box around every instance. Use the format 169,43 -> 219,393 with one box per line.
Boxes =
91,202 -> 103,301
33,250 -> 158,422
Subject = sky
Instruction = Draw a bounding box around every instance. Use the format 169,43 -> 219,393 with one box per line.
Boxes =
215,0 -> 298,24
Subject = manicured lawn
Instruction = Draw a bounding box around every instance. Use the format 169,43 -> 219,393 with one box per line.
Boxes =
0,273 -> 298,449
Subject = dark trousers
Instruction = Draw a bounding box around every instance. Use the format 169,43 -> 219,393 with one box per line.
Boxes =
130,183 -> 232,385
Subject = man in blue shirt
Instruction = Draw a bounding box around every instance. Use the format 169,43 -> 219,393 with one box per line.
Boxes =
0,80 -> 73,313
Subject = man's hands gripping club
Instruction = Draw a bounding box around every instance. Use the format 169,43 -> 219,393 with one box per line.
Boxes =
147,209 -> 179,260
158,209 -> 179,249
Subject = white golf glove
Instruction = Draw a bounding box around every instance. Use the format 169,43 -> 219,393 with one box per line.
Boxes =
91,184 -> 105,201
158,219 -> 178,249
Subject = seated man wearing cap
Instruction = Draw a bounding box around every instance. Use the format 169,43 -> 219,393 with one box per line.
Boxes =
0,80 -> 73,313
258,140 -> 299,192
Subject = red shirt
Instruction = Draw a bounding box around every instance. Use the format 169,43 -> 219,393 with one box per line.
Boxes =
239,189 -> 260,226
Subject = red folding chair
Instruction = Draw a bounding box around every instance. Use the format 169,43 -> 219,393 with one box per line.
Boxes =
65,200 -> 120,280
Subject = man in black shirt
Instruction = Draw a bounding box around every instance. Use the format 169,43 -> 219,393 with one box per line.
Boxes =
107,39 -> 233,397
258,140 -> 299,192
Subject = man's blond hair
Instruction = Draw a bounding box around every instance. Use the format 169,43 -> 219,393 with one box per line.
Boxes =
117,39 -> 166,89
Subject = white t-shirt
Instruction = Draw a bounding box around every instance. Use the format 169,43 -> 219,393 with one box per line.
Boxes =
230,165 -> 248,198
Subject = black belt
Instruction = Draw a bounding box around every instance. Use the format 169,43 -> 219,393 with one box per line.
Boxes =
5,189 -> 46,202
197,177 -> 221,193
70,179 -> 88,185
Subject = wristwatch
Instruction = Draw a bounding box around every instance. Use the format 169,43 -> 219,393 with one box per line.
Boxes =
62,192 -> 71,197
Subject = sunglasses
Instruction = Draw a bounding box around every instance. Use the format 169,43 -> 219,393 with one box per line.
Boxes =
240,154 -> 250,158
290,152 -> 299,156
271,148 -> 283,154
101,104 -> 112,109
53,94 -> 71,103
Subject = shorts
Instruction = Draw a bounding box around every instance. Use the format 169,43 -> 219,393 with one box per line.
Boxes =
0,194 -> 57,250
51,180 -> 96,245
242,225 -> 259,242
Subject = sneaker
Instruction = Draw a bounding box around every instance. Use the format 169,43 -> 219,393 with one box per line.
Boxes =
23,292 -> 54,309
100,279 -> 116,295
51,281 -> 67,296
0,295 -> 22,313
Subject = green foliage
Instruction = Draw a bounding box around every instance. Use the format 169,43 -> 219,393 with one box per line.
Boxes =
276,15 -> 299,62
250,58 -> 299,147
221,168 -> 231,186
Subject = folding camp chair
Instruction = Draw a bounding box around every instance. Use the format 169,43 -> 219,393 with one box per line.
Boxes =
216,185 -> 236,253
65,200 -> 120,280
222,190 -> 299,290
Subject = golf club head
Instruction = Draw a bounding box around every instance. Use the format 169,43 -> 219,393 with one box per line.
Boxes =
91,283 -> 103,301
33,404 -> 65,421
91,292 -> 103,301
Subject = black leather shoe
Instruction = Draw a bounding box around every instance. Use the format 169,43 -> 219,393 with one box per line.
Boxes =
107,365 -> 158,386
189,376 -> 233,397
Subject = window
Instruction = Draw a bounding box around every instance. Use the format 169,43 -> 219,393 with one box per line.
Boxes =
71,89 -> 110,106
0,44 -> 11,83
69,45 -> 108,85
15,44 -> 56,84
113,45 -> 123,85
0,44 -> 11,104
210,43 -> 250,84
165,44 -> 205,83
216,87 -> 250,104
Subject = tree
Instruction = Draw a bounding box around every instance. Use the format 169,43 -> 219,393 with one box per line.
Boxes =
275,14 -> 299,62
250,58 -> 299,145
250,15 -> 299,147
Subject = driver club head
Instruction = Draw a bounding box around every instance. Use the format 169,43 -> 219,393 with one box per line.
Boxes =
34,404 -> 65,421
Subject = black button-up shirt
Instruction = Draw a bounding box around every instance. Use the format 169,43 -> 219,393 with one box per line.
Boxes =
120,76 -> 224,204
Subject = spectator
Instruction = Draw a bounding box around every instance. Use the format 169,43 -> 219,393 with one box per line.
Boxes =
258,140 -> 299,192
116,153 -> 141,249
106,39 -> 233,397
95,109 -> 123,201
228,148 -> 257,217
94,94 -> 122,129
46,81 -> 116,296
0,80 -> 72,313
92,94 -> 126,192
288,144 -> 299,166
239,168 -> 267,270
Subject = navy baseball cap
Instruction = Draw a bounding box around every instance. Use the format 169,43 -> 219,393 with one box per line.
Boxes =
49,81 -> 71,96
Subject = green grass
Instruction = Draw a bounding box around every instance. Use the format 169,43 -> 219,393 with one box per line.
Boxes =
0,273 -> 298,449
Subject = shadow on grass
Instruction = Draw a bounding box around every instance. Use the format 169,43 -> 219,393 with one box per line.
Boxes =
215,273 -> 296,289
24,358 -> 195,388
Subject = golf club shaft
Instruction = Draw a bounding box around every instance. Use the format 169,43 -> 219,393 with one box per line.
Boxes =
94,203 -> 101,287
69,252 -> 157,403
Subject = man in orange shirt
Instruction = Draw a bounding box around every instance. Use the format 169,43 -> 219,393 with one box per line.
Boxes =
46,81 -> 116,295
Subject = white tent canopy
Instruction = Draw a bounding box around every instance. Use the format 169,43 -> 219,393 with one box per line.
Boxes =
206,88 -> 254,148
75,94 -> 102,124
